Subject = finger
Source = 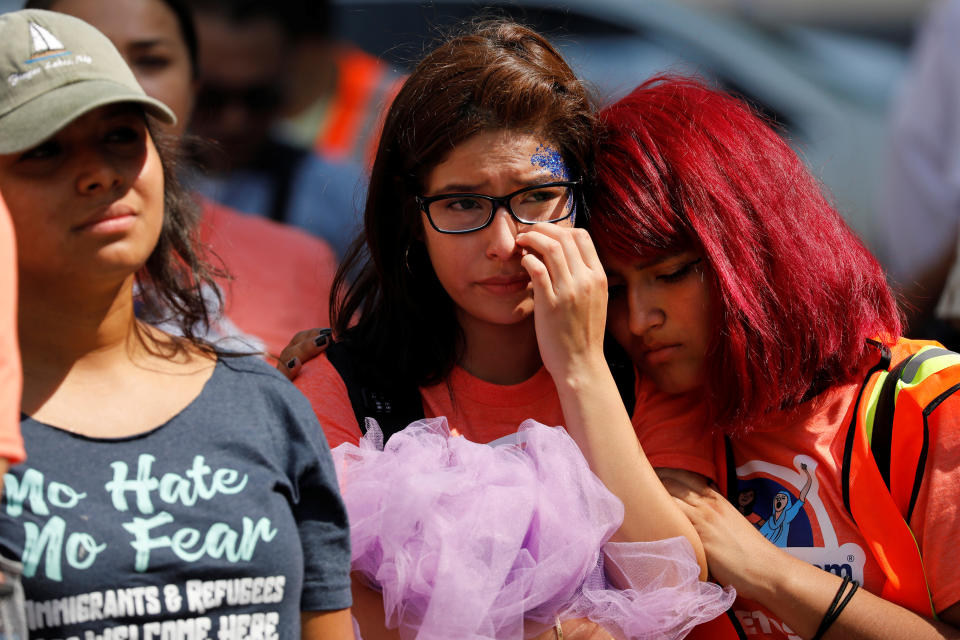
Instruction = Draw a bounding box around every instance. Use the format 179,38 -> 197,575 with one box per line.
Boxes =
569,227 -> 604,274
517,227 -> 577,294
660,475 -> 707,505
277,328 -> 322,361
276,355 -> 301,381
524,226 -> 606,299
520,252 -> 557,306
276,328 -> 333,380
656,467 -> 711,492
292,327 -> 324,345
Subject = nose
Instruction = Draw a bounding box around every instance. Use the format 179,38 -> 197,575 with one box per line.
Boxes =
627,287 -> 665,337
74,148 -> 124,196
484,206 -> 521,260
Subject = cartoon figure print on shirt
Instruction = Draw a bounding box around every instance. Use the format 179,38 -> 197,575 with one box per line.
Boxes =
731,456 -> 869,639
756,463 -> 812,547
736,488 -> 764,528
734,456 -> 866,581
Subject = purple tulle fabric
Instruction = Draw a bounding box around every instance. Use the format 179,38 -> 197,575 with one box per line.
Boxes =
332,418 -> 734,640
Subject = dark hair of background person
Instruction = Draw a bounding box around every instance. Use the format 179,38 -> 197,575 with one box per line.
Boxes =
588,75 -> 902,434
188,0 -> 331,40
24,0 -> 200,78
330,19 -> 596,388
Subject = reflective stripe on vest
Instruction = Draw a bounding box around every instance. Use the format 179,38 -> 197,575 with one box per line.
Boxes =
843,341 -> 960,619
315,49 -> 403,165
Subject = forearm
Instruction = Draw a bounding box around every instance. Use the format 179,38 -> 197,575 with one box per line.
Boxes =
350,573 -> 402,640
748,547 -> 960,639
301,608 -> 356,640
554,358 -> 706,575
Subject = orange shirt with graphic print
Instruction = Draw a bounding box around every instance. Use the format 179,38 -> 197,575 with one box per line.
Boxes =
713,353 -> 960,639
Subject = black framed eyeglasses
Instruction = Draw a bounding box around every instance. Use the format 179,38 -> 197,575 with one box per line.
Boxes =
416,181 -> 580,234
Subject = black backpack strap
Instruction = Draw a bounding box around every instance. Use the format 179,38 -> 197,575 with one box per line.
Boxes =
254,140 -> 308,224
841,342 -> 892,514
723,434 -> 738,505
871,345 -> 957,522
869,353 -> 916,492
604,331 -> 636,412
726,609 -> 749,639
325,340 -> 425,444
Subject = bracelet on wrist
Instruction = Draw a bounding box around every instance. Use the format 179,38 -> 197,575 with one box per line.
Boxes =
811,575 -> 859,640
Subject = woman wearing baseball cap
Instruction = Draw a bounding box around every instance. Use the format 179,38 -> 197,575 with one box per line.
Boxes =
0,9 -> 354,639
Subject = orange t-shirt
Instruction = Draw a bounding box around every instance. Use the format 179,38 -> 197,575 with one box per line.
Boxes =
295,354 -> 566,448
295,353 -> 714,483
0,197 -> 25,464
715,359 -> 960,637
632,375 -> 716,480
199,199 -> 337,359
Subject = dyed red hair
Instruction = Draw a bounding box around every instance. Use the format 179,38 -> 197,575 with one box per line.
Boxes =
589,76 -> 901,433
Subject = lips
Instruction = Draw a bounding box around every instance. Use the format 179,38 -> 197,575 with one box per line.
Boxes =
642,342 -> 682,365
476,273 -> 532,294
72,203 -> 137,232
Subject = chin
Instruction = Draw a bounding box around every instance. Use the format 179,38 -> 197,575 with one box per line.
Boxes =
459,301 -> 534,329
644,368 -> 702,396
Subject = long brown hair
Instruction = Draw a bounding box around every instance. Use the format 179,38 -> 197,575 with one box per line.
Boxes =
332,19 -> 595,386
135,121 -> 226,354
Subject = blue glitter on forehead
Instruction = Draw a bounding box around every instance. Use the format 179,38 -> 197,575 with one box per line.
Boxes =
530,143 -> 570,181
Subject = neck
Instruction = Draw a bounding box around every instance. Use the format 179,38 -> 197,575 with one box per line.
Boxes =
18,274 -> 142,394
457,312 -> 541,385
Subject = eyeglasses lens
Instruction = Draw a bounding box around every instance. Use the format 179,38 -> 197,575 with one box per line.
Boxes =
428,185 -> 573,232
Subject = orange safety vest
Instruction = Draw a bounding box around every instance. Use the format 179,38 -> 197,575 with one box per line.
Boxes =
314,47 -> 405,166
689,339 -> 957,638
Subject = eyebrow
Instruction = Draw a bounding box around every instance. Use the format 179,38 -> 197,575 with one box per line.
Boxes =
603,253 -> 692,278
631,257 -> 669,271
100,103 -> 143,117
128,39 -> 172,50
429,177 -> 560,195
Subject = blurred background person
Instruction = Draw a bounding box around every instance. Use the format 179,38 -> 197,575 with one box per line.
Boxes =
189,0 -> 365,258
0,193 -> 26,640
875,0 -> 960,349
26,0 -> 339,358
0,196 -> 25,492
273,0 -> 404,167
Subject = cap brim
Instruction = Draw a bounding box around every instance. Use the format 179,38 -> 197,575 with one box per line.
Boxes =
0,78 -> 176,154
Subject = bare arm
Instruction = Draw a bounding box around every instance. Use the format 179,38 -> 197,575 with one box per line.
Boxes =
663,470 -> 960,639
756,557 -> 960,640
301,608 -> 356,640
797,462 -> 813,503
349,574 -> 402,640
517,224 -> 706,578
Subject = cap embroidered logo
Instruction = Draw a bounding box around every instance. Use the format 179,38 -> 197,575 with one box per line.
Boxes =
27,22 -> 67,62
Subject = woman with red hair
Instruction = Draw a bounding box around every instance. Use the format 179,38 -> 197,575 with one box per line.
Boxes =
589,76 -> 960,639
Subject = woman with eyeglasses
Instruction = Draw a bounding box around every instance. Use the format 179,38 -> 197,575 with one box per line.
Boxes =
293,19 -> 732,640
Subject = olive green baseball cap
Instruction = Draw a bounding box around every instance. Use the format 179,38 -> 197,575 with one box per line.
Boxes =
0,9 -> 176,154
